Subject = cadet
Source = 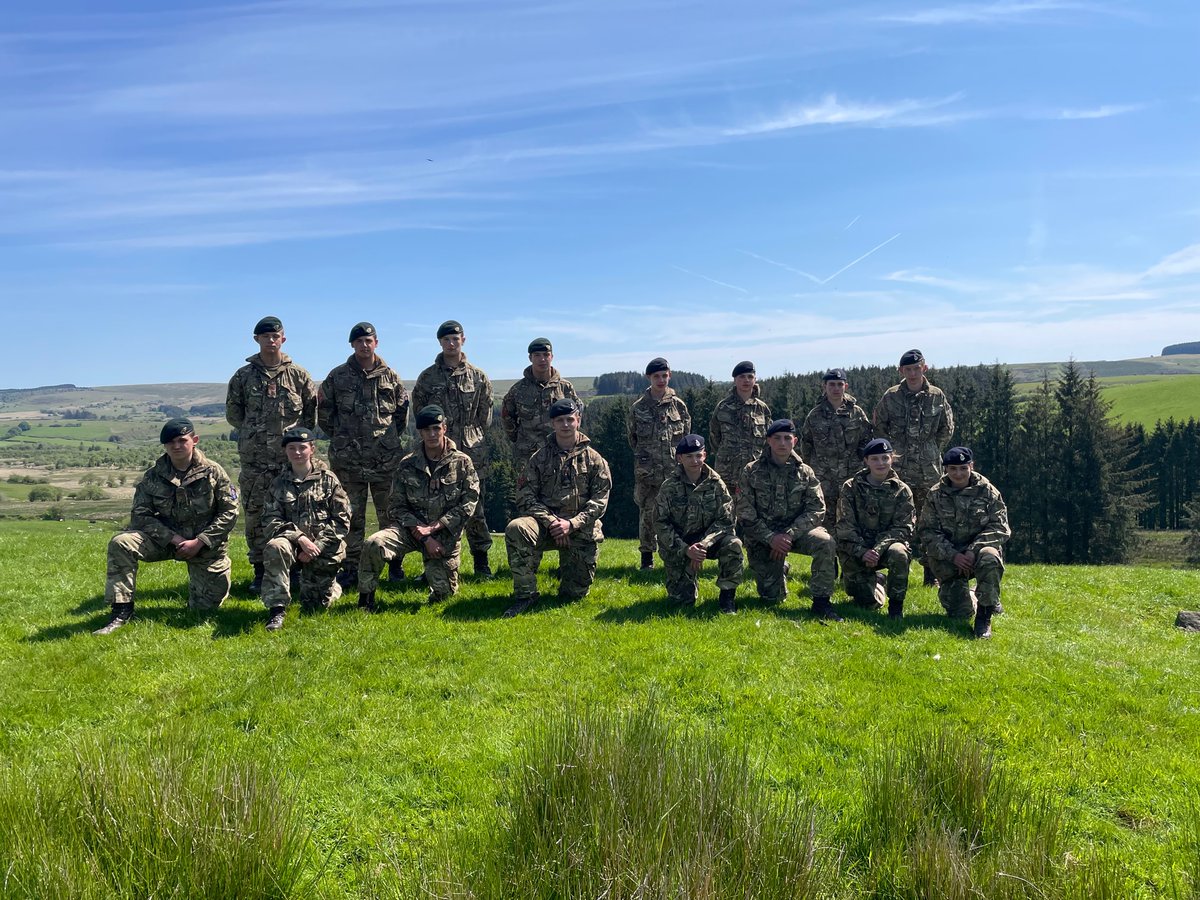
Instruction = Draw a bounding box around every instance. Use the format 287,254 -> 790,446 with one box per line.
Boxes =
226,316 -> 318,594
412,320 -> 494,576
260,427 -> 352,632
317,321 -> 410,588
800,368 -> 873,531
738,419 -> 840,619
655,434 -> 742,613
627,357 -> 691,569
709,360 -> 772,491
96,418 -> 239,634
872,348 -> 954,585
358,405 -> 480,610
503,398 -> 611,617
835,437 -> 914,618
918,447 -> 1011,638
501,337 -> 582,467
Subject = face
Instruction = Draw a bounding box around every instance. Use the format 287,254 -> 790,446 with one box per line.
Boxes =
285,440 -> 314,467
677,449 -> 706,478
946,461 -> 974,488
865,452 -> 893,479
767,431 -> 796,460
351,334 -> 378,363
899,362 -> 927,387
164,433 -> 199,467
734,372 -> 756,393
255,330 -> 285,354
551,411 -> 580,440
530,350 -> 553,375
439,333 -> 465,357
648,371 -> 670,391
420,422 -> 447,449
823,379 -> 847,403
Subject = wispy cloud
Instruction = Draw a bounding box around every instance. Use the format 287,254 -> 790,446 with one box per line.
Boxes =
878,1 -> 1097,26
1144,242 -> 1200,279
1054,103 -> 1146,120
720,93 -> 967,136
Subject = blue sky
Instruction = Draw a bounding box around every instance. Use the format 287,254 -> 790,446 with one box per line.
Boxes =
2,0 -> 1198,387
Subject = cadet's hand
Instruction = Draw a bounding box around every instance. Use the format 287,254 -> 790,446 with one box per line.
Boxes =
411,524 -> 436,540
173,538 -> 203,560
549,517 -> 572,547
862,548 -> 880,567
296,535 -> 320,564
686,542 -> 707,564
953,551 -> 975,576
769,533 -> 793,561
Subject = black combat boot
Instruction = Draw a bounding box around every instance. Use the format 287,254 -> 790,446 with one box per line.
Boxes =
265,606 -> 286,632
503,593 -> 539,618
677,584 -> 698,608
922,564 -> 937,587
811,595 -> 843,622
973,605 -> 994,639
473,550 -> 493,577
358,590 -> 377,613
640,551 -> 654,570
93,602 -> 134,635
249,563 -> 264,596
718,588 -> 737,615
385,558 -> 404,582
888,596 -> 904,618
336,566 -> 357,589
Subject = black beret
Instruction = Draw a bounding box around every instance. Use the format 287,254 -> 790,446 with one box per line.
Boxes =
861,437 -> 893,457
349,321 -> 376,342
415,404 -> 447,429
645,357 -> 670,376
437,320 -> 463,339
823,368 -> 848,382
254,316 -> 283,335
732,360 -> 756,377
765,419 -> 796,437
675,434 -> 705,455
281,426 -> 316,446
528,337 -> 553,354
899,349 -> 925,366
160,417 -> 194,443
943,446 -> 973,465
548,397 -> 580,419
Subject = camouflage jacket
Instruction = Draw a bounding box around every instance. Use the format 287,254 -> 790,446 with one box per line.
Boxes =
655,464 -> 734,556
317,354 -> 409,481
387,438 -> 480,540
918,472 -> 1011,562
517,432 -> 610,541
800,395 -> 873,489
627,387 -> 691,482
872,380 -> 954,484
263,460 -> 351,556
835,468 -> 915,559
501,366 -> 581,464
129,448 -> 239,549
411,353 -> 492,467
226,353 -> 318,472
737,449 -> 825,546
708,387 -> 772,486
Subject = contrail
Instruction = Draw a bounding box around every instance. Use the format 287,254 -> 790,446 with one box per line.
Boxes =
843,215 -> 860,230
821,233 -> 901,283
671,265 -> 749,294
739,233 -> 902,286
736,249 -> 822,284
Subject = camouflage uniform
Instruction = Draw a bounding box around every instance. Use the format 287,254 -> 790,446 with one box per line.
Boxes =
800,395 -> 873,530
835,468 -> 914,607
261,460 -> 351,609
505,432 -> 611,602
360,439 -> 480,601
872,379 -> 954,521
708,386 -> 772,492
655,463 -> 743,602
918,471 -> 1011,617
738,449 -> 835,601
317,354 -> 409,571
226,353 -> 317,565
628,387 -> 691,554
412,353 -> 492,554
501,366 -> 581,467
106,449 -> 239,609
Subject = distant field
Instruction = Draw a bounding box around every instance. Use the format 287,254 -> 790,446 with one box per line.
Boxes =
1102,374 -> 1200,428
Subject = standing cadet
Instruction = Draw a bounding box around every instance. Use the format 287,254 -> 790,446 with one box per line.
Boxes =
835,438 -> 914,618
412,320 -> 494,576
95,418 -> 239,634
738,419 -> 840,619
873,349 -> 955,585
317,322 -> 410,588
627,357 -> 691,569
226,316 -> 318,595
918,447 -> 1011,638
709,360 -> 772,492
357,405 -> 480,611
503,398 -> 611,617
260,427 -> 352,632
655,434 -> 742,613
501,337 -> 581,468
800,368 -> 873,532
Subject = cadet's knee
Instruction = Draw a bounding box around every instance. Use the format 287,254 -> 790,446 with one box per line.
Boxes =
882,543 -> 910,566
263,537 -> 291,560
976,546 -> 1002,568
107,531 -> 141,560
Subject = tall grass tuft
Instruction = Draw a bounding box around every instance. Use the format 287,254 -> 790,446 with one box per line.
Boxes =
1170,792 -> 1200,899
427,700 -> 833,899
0,733 -> 314,900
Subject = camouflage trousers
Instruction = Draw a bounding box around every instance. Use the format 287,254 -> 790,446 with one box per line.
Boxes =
505,517 -> 599,601
262,537 -> 344,609
659,532 -> 744,602
818,479 -> 842,532
463,473 -> 492,554
746,527 -> 836,601
898,469 -> 938,562
633,476 -> 667,554
239,466 -> 275,565
360,527 -> 461,600
105,531 -> 231,610
928,546 -> 1004,617
839,541 -> 910,607
334,471 -> 393,570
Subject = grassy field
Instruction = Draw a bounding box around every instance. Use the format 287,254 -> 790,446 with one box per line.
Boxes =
1101,374 -> 1200,429
1,521 -> 1198,897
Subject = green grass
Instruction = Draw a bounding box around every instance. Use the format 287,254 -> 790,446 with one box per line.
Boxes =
1,521 -> 1199,897
1100,374 -> 1200,428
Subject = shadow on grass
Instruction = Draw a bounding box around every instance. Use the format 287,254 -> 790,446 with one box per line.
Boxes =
439,592 -> 580,621
595,596 -> 722,624
26,600 -> 265,642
